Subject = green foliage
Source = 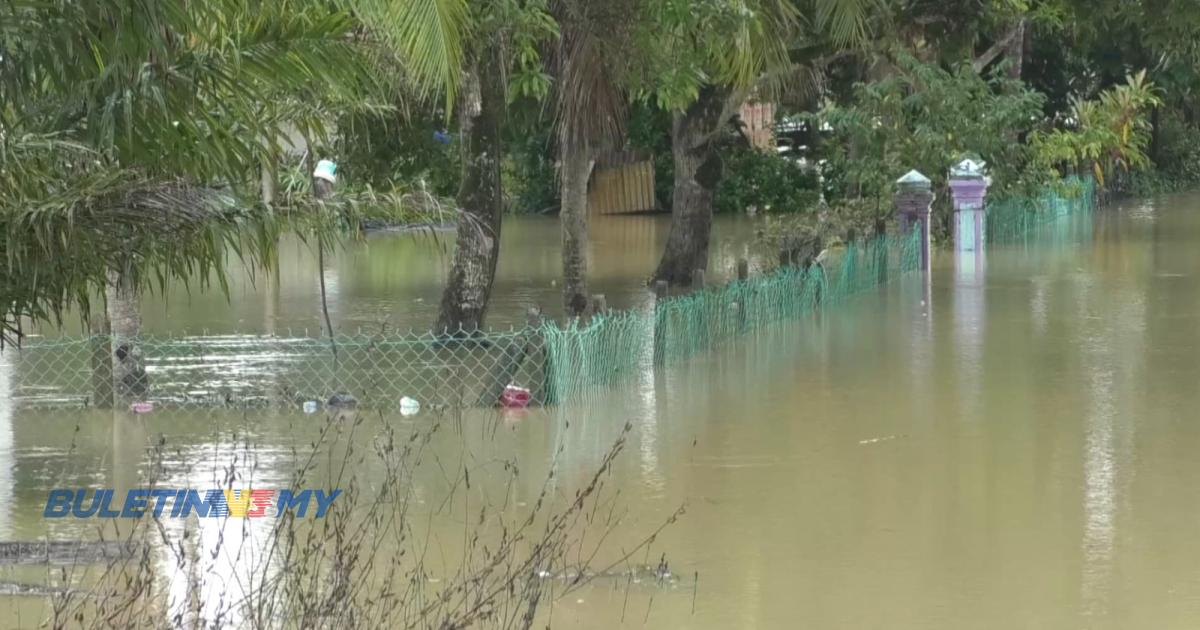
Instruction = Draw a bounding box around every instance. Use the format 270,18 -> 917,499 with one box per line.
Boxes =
503,124 -> 558,214
715,147 -> 821,214
1029,71 -> 1161,189
1127,111 -> 1200,195
355,0 -> 558,110
0,0 -> 380,340
754,196 -> 891,268
335,110 -> 462,197
627,103 -> 675,209
629,0 -> 872,111
813,54 -> 1048,207
1146,110 -> 1200,190
500,0 -> 560,101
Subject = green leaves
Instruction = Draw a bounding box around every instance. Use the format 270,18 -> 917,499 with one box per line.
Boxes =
1030,70 -> 1161,187
353,0 -> 470,113
813,53 -> 1047,205
0,0 -> 380,340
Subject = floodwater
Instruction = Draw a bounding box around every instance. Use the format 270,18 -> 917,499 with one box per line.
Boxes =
36,215 -> 761,336
4,194 -> 1200,628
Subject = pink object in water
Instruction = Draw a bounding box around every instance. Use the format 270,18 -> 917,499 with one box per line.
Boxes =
130,401 -> 154,414
500,385 -> 531,409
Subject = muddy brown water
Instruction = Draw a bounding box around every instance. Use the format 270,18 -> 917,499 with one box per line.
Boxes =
4,197 -> 1200,627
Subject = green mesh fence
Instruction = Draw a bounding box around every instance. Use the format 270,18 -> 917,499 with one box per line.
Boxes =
3,231 -> 921,413
986,175 -> 1096,243
543,230 -> 921,404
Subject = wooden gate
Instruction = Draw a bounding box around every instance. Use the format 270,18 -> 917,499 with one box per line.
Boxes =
588,150 -> 659,215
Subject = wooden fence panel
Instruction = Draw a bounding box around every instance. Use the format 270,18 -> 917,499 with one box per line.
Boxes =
589,150 -> 659,215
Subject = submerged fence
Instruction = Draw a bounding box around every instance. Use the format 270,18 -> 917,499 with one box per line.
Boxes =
6,174 -> 1098,415
986,175 -> 1097,243
4,231 -> 921,414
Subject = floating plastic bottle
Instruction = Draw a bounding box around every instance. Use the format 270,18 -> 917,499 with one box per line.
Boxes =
130,401 -> 154,414
302,401 -> 319,414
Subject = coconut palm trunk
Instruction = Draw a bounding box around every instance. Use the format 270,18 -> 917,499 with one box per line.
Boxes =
560,135 -> 592,317
435,53 -> 505,335
652,86 -> 732,287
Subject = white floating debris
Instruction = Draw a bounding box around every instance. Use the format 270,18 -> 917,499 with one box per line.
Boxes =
302,401 -> 318,414
400,396 -> 421,416
859,435 -> 900,445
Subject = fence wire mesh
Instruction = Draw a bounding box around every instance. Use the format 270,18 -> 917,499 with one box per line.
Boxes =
986,175 -> 1096,243
4,230 -> 922,414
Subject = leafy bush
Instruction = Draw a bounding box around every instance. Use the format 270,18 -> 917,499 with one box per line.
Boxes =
812,54 -> 1048,205
715,147 -> 822,214
1127,109 -> 1200,194
335,110 -> 461,197
503,132 -> 559,214
627,103 -> 675,210
1029,71 -> 1161,191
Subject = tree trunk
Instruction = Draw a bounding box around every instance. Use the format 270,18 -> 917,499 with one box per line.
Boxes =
652,87 -> 731,287
1006,19 -> 1026,81
560,134 -> 592,318
105,269 -> 146,403
435,52 -> 505,335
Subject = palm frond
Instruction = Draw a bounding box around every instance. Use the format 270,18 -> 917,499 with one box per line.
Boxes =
552,0 -> 636,147
813,0 -> 875,46
0,0 -> 384,342
352,0 -> 470,114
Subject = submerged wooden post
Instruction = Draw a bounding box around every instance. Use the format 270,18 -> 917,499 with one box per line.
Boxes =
654,280 -> 668,300
733,259 -> 749,332
895,169 -> 935,274
589,294 -> 608,318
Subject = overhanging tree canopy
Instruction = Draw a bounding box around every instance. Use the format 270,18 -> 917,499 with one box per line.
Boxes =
0,0 -> 377,342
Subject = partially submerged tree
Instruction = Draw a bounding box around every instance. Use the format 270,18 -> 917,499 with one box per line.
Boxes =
358,0 -> 557,334
551,0 -> 634,317
635,0 -> 872,286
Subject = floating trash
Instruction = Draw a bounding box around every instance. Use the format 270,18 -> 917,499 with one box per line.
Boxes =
327,392 -> 357,408
399,396 -> 421,416
858,434 -> 903,445
129,401 -> 154,414
500,385 -> 531,409
302,401 -> 319,414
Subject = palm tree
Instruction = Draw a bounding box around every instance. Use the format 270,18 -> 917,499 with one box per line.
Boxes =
1,0 -> 374,400
551,0 -> 635,318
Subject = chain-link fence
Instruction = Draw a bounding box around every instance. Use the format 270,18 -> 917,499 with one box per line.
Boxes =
4,230 -> 921,414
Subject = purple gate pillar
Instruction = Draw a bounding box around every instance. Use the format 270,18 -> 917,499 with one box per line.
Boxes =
895,170 -> 934,274
947,159 -> 989,253
948,159 -> 989,286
